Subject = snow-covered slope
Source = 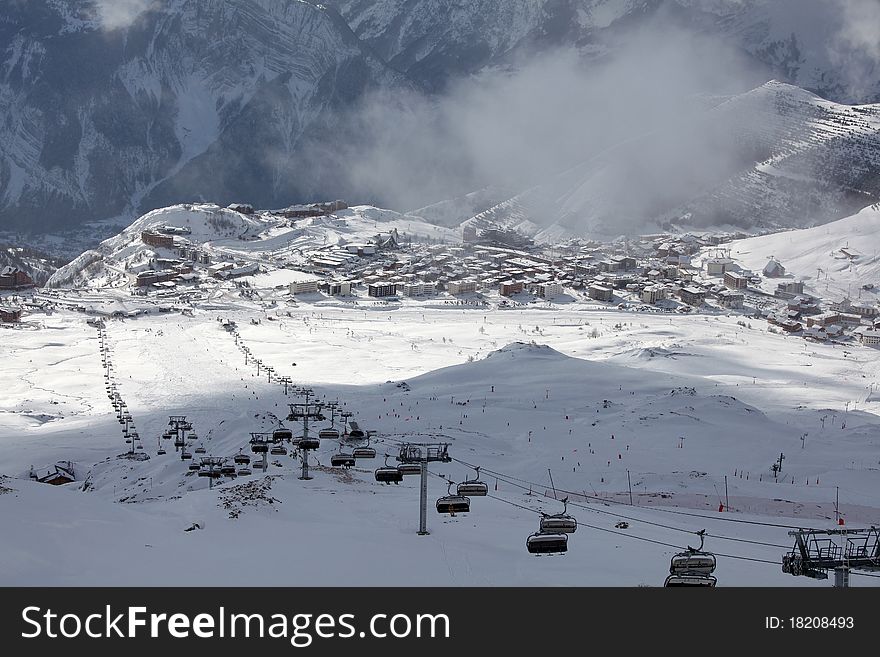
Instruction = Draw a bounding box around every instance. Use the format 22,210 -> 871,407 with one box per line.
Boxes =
3,306 -> 880,586
465,81 -> 880,241
724,203 -> 880,299
46,202 -> 458,289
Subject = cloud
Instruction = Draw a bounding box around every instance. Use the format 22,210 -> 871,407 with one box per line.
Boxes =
93,0 -> 154,30
316,16 -> 766,227
827,0 -> 880,100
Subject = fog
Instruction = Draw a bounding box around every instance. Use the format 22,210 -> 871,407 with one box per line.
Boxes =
321,17 -> 768,225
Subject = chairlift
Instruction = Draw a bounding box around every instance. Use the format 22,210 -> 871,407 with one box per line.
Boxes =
136,444 -> 144,450
539,497 -> 577,533
181,451 -> 192,460
251,440 -> 268,454
157,448 -> 167,455
174,438 -> 186,448
526,531 -> 569,555
188,432 -> 199,441
436,481 -> 471,514
270,444 -> 288,456
234,452 -> 250,465
319,427 -> 340,440
194,446 -> 206,454
220,465 -> 236,475
273,428 -> 293,442
162,431 -> 173,440
188,463 -> 200,471
237,468 -> 252,476
375,454 -> 403,484
197,468 -> 213,477
669,530 -> 717,576
398,463 -> 422,476
457,466 -> 488,496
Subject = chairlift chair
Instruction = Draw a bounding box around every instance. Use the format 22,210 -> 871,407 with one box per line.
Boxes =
251,440 -> 268,454
353,444 -> 376,459
664,574 -> 717,587
270,444 -> 288,456
319,427 -> 340,440
539,497 -> 577,533
436,481 -> 471,514
331,453 -> 356,468
234,452 -> 250,465
194,445 -> 206,454
299,435 -> 319,450
181,451 -> 193,460
398,463 -> 422,476
526,531 -> 569,555
457,466 -> 488,496
237,468 -> 252,476
188,463 -> 200,471
273,428 -> 293,442
220,465 -> 236,475
669,530 -> 717,576
375,454 -> 403,484
157,448 -> 166,455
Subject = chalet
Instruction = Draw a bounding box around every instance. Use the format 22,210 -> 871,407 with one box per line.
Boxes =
763,258 -> 786,278
679,286 -> 705,306
447,280 -> 477,295
227,203 -> 254,214
612,256 -> 637,271
0,266 -> 34,289
35,463 -> 75,485
0,306 -> 22,323
588,284 -> 613,302
368,282 -> 398,298
499,281 -> 524,296
723,271 -> 749,290
717,290 -> 744,309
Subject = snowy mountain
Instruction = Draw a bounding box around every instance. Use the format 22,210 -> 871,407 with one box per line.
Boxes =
464,81 -> 880,241
0,0 -> 406,233
328,0 -> 880,104
722,202 -> 880,300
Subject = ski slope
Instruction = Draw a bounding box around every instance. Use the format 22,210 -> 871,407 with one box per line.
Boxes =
2,303 -> 879,586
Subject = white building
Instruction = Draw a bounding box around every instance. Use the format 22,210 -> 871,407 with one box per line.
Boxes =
289,278 -> 320,295
401,282 -> 435,297
640,285 -> 667,304
447,280 -> 477,295
706,257 -> 734,276
534,282 -> 564,298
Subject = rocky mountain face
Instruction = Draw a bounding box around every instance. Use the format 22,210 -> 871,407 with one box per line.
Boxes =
329,0 -> 880,103
0,0 -> 405,233
1,0 -> 878,241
